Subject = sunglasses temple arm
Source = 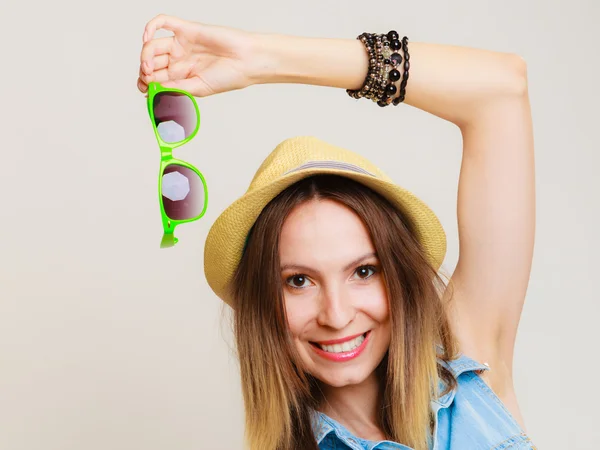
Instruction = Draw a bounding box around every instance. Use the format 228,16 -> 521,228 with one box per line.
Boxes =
160,232 -> 179,249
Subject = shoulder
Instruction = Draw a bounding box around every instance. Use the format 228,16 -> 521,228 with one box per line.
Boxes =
433,353 -> 536,449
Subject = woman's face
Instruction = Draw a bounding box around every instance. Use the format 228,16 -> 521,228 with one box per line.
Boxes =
279,199 -> 391,388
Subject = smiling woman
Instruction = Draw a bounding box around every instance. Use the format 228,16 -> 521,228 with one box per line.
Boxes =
138,13 -> 535,450
230,174 -> 458,449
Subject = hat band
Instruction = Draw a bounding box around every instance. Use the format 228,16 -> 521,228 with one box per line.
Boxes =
283,160 -> 376,177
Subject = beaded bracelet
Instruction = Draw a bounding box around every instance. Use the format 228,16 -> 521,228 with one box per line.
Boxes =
347,31 -> 410,107
393,36 -> 410,106
348,33 -> 378,99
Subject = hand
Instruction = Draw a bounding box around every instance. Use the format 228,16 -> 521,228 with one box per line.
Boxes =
138,14 -> 261,97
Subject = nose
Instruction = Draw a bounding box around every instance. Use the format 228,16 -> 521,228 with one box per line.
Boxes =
316,284 -> 356,330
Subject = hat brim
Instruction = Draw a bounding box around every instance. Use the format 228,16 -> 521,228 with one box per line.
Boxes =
204,167 -> 446,305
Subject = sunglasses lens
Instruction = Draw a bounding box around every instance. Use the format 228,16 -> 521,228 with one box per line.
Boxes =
153,92 -> 197,143
161,164 -> 205,220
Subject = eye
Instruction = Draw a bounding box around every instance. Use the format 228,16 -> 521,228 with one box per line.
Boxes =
353,265 -> 378,280
286,274 -> 313,289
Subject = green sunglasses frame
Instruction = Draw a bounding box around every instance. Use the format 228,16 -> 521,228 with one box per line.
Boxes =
146,81 -> 208,248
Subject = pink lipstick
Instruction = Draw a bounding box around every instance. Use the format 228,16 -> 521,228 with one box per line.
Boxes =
310,331 -> 371,362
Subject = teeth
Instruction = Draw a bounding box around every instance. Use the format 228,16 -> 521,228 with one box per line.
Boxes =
320,334 -> 365,353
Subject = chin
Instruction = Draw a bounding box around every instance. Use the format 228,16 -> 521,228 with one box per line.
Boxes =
313,365 -> 375,388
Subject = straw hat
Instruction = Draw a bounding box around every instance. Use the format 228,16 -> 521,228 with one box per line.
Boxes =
203,136 -> 446,305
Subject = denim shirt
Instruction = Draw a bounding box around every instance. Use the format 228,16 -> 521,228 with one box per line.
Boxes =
312,354 -> 537,450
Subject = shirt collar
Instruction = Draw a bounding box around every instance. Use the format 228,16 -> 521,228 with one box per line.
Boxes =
311,411 -> 335,444
433,353 -> 490,408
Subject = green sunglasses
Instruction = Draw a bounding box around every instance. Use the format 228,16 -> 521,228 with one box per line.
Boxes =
146,81 -> 208,248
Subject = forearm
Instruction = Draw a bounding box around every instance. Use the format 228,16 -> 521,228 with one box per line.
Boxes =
251,33 -> 527,127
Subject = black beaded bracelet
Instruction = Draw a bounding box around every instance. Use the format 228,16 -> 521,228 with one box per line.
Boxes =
392,36 -> 410,106
364,34 -> 381,100
347,33 -> 377,99
377,32 -> 401,107
347,31 -> 410,107
370,34 -> 386,102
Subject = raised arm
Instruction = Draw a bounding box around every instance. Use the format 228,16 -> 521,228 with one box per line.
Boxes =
252,33 -> 535,405
139,19 -> 535,426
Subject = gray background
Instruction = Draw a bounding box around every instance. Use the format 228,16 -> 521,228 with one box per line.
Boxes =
1,0 -> 598,448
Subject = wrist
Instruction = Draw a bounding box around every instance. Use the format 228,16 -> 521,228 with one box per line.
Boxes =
245,31 -> 282,85
248,32 -> 369,90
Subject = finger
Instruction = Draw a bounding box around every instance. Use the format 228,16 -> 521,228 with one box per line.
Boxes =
139,60 -> 171,85
139,64 -> 152,84
147,68 -> 172,84
141,60 -> 151,75
140,37 -> 173,69
141,54 -> 169,75
137,77 -> 148,93
150,54 -> 170,72
143,14 -> 185,43
140,60 -> 175,85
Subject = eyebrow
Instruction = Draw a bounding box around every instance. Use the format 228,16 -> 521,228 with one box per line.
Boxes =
280,252 -> 378,274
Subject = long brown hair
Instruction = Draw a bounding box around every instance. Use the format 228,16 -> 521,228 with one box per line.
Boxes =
231,175 -> 458,450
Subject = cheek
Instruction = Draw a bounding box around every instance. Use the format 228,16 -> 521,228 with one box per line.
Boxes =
284,295 -> 316,338
360,281 -> 390,323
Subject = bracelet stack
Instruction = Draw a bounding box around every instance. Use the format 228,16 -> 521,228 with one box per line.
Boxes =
347,31 -> 410,107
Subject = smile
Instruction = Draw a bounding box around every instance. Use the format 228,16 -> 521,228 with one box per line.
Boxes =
309,331 -> 371,362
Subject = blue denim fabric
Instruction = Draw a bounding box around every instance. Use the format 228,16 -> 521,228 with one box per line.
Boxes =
312,354 -> 536,450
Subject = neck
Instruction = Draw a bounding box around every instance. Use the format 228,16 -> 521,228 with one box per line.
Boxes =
317,370 -> 386,441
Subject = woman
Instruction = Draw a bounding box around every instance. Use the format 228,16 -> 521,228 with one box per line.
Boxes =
137,14 -> 535,450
